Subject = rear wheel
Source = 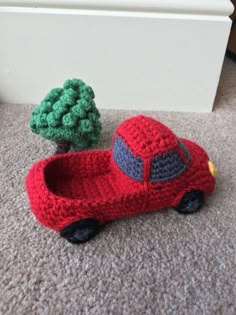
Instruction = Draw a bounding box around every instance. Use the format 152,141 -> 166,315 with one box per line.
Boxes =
60,218 -> 99,243
174,190 -> 204,214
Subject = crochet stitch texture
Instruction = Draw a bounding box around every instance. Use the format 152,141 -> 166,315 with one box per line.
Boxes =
26,115 -> 216,232
29,79 -> 101,149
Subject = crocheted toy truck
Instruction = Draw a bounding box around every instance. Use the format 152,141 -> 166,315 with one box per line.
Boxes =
26,115 -> 217,243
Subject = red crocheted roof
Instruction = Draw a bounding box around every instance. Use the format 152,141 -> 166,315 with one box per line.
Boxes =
115,115 -> 177,157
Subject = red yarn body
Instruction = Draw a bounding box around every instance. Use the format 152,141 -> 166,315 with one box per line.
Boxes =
26,116 -> 215,231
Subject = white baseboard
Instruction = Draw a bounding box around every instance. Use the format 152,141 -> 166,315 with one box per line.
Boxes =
0,0 -> 234,112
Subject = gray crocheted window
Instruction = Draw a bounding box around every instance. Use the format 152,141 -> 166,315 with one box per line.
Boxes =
113,136 -> 143,181
177,139 -> 190,162
150,139 -> 190,182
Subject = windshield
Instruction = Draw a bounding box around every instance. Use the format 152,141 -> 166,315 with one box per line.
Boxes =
177,139 -> 190,163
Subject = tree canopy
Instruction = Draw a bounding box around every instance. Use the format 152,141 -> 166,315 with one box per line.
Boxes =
29,79 -> 101,149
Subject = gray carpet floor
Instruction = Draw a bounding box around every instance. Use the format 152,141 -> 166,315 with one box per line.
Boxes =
1,57 -> 236,315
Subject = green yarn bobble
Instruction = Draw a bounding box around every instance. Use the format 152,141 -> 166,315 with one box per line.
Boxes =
29,79 -> 101,149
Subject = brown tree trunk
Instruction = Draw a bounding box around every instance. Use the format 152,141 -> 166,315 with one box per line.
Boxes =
55,140 -> 71,155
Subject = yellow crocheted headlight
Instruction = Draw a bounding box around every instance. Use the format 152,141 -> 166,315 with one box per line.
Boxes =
208,161 -> 217,177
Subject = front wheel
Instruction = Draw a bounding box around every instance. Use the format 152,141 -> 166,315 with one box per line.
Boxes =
60,218 -> 99,243
174,190 -> 204,215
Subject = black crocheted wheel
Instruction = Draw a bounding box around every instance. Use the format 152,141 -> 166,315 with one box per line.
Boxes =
60,218 -> 99,243
174,190 -> 204,214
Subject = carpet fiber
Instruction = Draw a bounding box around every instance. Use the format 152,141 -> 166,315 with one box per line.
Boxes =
1,57 -> 236,315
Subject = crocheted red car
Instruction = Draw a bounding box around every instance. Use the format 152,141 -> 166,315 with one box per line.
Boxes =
26,115 -> 216,243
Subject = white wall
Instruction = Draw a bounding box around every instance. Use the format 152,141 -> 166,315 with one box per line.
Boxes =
0,0 -> 233,112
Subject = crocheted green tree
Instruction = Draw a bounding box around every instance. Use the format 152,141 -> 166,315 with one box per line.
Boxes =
29,79 -> 102,154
